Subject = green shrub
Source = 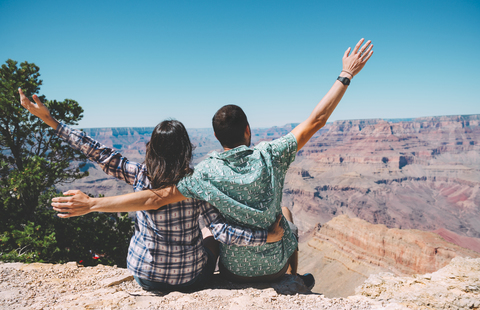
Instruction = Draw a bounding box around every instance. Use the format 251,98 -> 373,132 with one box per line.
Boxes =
0,59 -> 135,267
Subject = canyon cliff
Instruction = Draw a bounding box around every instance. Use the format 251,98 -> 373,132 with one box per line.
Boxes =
66,115 -> 480,245
297,215 -> 480,297
282,115 -> 480,243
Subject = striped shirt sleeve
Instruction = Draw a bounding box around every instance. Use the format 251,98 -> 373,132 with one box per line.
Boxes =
55,123 -> 141,185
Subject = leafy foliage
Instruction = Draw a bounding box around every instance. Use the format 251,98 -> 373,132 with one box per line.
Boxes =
0,59 -> 134,267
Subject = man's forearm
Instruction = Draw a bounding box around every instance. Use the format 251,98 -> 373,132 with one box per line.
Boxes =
52,186 -> 187,218
306,71 -> 351,128
90,189 -> 178,212
292,72 -> 349,150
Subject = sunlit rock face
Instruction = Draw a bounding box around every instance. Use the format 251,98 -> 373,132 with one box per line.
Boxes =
282,115 -> 480,245
355,256 -> 480,309
297,215 -> 480,297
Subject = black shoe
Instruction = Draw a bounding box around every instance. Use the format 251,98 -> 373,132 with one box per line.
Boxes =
298,273 -> 315,290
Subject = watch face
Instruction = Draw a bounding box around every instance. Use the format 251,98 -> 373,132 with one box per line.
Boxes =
338,77 -> 350,85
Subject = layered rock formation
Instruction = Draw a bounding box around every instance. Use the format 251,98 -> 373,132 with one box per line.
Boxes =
433,228 -> 480,254
282,115 -> 480,247
297,215 -> 480,297
315,215 -> 479,275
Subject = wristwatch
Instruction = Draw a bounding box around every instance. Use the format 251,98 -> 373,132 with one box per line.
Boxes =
337,76 -> 351,86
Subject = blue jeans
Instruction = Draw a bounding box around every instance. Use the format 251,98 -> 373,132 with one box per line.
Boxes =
134,247 -> 216,292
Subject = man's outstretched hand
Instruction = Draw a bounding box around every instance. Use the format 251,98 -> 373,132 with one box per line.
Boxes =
342,38 -> 374,78
266,214 -> 285,243
51,190 -> 93,218
18,88 -> 59,130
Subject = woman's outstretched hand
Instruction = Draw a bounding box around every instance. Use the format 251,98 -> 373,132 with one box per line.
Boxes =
52,190 -> 93,218
18,88 -> 59,130
342,38 -> 374,78
266,214 -> 285,243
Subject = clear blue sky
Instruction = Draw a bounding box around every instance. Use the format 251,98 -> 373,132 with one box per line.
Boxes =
1,0 -> 479,129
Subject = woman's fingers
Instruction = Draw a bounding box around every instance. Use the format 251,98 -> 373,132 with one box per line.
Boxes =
32,94 -> 45,107
18,88 -> 32,108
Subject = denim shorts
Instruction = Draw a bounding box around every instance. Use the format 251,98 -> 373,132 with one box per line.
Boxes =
134,246 -> 216,292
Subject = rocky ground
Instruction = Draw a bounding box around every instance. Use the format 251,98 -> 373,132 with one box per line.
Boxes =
1,257 -> 479,309
357,257 -> 480,309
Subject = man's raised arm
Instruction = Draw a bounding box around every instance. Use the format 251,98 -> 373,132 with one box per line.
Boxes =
51,186 -> 187,218
291,38 -> 373,151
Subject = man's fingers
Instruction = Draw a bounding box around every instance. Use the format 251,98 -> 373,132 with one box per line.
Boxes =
52,202 -> 74,209
52,196 -> 73,203
359,40 -> 371,55
363,50 -> 374,63
363,44 -> 373,57
343,47 -> 351,59
353,38 -> 364,54
57,212 -> 77,218
63,190 -> 81,196
275,214 -> 282,224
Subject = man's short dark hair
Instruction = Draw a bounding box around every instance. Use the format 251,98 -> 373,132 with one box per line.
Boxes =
212,105 -> 249,148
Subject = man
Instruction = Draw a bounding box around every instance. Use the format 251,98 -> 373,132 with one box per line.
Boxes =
52,38 -> 373,287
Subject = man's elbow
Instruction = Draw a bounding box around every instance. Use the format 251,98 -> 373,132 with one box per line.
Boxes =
312,116 -> 327,130
145,185 -> 186,210
142,189 -> 170,210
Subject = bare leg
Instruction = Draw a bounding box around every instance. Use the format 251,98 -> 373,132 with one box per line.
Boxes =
282,206 -> 293,222
282,207 -> 298,275
287,250 -> 298,275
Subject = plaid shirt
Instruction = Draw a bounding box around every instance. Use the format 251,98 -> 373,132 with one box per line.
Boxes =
55,123 -> 267,285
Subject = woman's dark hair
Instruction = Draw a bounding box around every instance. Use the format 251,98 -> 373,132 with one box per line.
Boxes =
145,120 -> 193,189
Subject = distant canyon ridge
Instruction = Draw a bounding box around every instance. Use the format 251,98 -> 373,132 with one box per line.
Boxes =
58,114 -> 480,296
62,114 -> 480,239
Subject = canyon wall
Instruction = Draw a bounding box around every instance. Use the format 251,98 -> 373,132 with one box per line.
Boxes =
282,115 -> 480,245
297,215 -> 480,297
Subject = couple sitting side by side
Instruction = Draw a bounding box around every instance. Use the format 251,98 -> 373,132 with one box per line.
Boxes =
19,38 -> 373,292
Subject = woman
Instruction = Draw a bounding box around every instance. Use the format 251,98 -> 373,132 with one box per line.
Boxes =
18,88 -> 283,292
